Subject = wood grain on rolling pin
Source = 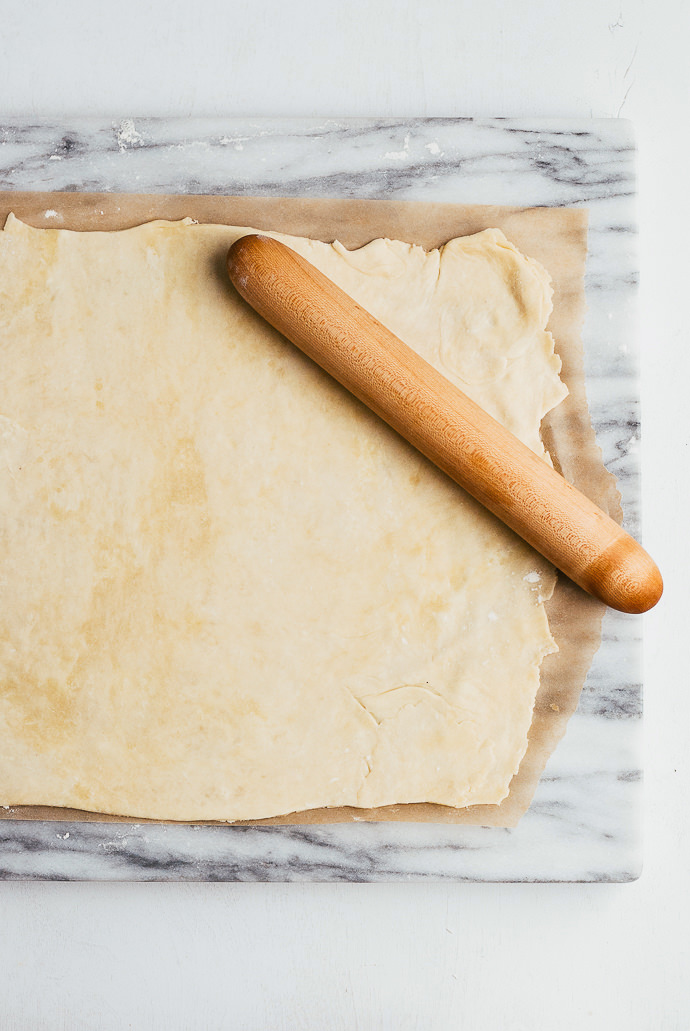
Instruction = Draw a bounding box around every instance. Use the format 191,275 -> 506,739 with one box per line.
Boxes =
227,234 -> 662,614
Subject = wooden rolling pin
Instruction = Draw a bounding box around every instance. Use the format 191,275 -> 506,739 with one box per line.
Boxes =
227,234 -> 662,614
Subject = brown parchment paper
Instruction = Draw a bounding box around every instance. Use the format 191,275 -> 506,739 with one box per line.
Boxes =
0,192 -> 620,828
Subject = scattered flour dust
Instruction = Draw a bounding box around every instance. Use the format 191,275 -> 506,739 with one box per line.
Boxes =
384,135 -> 443,161
117,118 -> 143,151
43,210 -> 60,220
523,571 -> 541,584
384,133 -> 411,161
219,135 -> 246,150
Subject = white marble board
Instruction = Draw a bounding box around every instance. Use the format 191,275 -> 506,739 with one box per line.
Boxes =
0,117 -> 640,881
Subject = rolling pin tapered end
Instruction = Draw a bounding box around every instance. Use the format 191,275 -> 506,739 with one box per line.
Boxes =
583,536 -> 663,613
228,234 -> 275,300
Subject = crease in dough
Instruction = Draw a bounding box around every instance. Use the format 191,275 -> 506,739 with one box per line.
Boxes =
0,215 -> 563,821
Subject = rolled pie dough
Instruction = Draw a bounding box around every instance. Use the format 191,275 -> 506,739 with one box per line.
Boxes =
0,215 -> 567,821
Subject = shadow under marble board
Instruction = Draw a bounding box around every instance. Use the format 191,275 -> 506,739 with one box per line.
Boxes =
0,117 -> 641,881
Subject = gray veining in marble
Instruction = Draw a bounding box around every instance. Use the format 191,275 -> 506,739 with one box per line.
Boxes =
0,117 -> 641,881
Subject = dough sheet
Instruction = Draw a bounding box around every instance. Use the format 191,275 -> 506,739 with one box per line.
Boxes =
0,214 -> 568,820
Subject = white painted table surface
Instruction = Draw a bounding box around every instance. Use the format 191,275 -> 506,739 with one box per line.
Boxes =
0,0 -> 687,1028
